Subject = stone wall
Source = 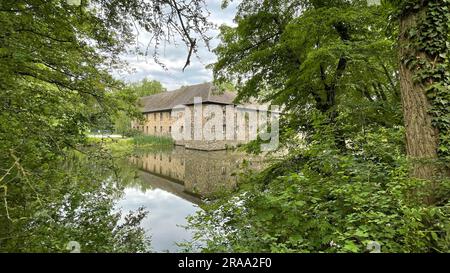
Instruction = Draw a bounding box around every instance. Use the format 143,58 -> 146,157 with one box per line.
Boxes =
132,110 -> 173,137
132,104 -> 268,151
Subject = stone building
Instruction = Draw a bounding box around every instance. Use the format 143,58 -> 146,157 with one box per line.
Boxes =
132,82 -> 275,150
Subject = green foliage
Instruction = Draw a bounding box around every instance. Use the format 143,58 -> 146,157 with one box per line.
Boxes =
213,0 -> 400,149
0,1 -> 144,251
129,78 -> 166,98
132,135 -> 174,146
184,0 -> 450,253
2,0 -> 449,254
398,0 -> 450,163
89,135 -> 174,159
0,0 -> 209,252
187,126 -> 450,253
0,149 -> 150,252
113,79 -> 165,136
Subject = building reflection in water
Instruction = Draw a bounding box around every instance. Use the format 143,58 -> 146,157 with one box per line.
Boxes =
130,146 -> 262,197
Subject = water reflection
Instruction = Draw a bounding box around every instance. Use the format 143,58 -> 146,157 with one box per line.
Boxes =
116,146 -> 262,252
129,146 -> 262,197
116,187 -> 199,252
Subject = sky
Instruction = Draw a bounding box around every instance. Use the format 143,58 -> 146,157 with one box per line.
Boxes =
115,0 -> 238,91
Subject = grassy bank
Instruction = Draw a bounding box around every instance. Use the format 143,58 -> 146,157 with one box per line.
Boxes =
131,135 -> 174,146
88,135 -> 174,156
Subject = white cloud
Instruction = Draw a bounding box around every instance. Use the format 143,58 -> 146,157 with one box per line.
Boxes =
115,0 -> 238,91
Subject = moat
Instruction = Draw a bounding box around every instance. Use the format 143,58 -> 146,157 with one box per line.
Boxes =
115,146 -> 262,252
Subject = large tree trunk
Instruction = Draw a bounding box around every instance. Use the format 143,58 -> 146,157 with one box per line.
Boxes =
399,10 -> 440,180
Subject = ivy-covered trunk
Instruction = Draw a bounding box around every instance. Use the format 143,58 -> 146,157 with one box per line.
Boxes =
398,1 -> 450,182
398,7 -> 439,179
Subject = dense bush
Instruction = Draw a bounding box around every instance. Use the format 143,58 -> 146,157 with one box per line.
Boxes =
187,127 -> 450,253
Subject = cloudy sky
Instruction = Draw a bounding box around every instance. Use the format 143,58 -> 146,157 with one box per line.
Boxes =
115,0 -> 238,91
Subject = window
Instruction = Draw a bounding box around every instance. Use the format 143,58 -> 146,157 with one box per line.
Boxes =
180,126 -> 184,133
169,126 -> 172,133
154,113 -> 156,120
169,156 -> 171,163
223,124 -> 226,133
160,126 -> 163,133
160,112 -> 163,121
154,126 -> 157,133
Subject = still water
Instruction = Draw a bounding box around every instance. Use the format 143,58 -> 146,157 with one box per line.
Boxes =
114,146 -> 260,252
116,186 -> 199,252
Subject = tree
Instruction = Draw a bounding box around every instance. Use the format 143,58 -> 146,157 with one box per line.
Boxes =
130,78 -> 166,97
0,0 -> 210,251
113,79 -> 165,136
213,0 -> 399,149
387,0 -> 450,181
185,0 -> 450,253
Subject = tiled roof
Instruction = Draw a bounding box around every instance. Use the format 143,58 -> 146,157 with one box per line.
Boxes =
138,82 -> 236,113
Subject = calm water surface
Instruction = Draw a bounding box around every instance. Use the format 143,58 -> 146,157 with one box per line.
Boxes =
116,186 -> 199,252
114,146 -> 260,252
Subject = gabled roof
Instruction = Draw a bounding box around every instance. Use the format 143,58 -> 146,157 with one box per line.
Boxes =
138,82 -> 236,113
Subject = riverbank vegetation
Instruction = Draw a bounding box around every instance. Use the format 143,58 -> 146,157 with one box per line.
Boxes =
0,0 -> 209,252
88,135 -> 174,157
186,0 -> 450,253
131,135 -> 174,147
